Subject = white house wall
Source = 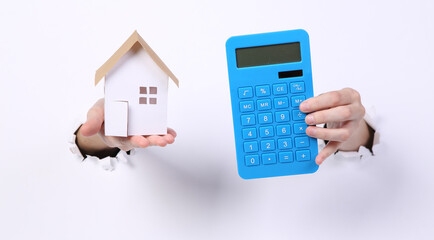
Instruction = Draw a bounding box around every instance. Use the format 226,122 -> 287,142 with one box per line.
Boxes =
105,44 -> 169,136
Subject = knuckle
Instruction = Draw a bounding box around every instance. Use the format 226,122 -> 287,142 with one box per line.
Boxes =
330,91 -> 341,105
341,129 -> 351,141
342,107 -> 353,119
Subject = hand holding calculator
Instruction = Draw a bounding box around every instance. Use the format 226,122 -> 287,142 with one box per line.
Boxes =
226,29 -> 318,179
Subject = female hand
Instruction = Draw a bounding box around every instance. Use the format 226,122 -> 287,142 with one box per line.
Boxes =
299,88 -> 370,165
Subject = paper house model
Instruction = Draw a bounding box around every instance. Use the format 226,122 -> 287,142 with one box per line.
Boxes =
95,31 -> 179,137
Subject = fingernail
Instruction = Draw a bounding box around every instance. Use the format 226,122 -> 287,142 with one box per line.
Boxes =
306,126 -> 316,136
300,102 -> 309,112
306,115 -> 315,125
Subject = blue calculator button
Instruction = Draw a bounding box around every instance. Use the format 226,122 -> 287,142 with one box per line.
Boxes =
279,152 -> 294,163
244,141 -> 258,153
273,83 -> 288,95
277,138 -> 292,150
257,99 -> 272,111
294,123 -> 307,134
262,153 -> 277,165
276,125 -> 291,136
292,110 -> 306,121
290,82 -> 305,93
258,112 -> 273,124
242,128 -> 257,139
275,111 -> 290,122
296,150 -> 311,161
256,85 -> 271,97
238,87 -> 253,99
259,126 -> 274,137
274,97 -> 289,109
295,137 -> 309,148
240,101 -> 254,112
241,114 -> 256,126
260,140 -> 275,151
245,155 -> 260,166
291,95 -> 306,107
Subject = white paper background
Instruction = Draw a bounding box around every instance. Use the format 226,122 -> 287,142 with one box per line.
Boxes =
0,0 -> 433,239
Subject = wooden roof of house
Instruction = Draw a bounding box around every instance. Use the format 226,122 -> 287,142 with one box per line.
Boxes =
95,30 -> 179,87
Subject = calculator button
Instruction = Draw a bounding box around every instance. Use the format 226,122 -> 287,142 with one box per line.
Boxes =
296,150 -> 311,161
277,138 -> 292,150
292,110 -> 306,121
276,125 -> 291,136
260,140 -> 275,151
279,152 -> 294,163
294,123 -> 307,134
238,87 -> 253,99
262,153 -> 277,165
259,126 -> 274,137
295,137 -> 309,148
290,82 -> 305,93
241,114 -> 256,126
274,97 -> 289,109
240,101 -> 254,112
273,83 -> 288,95
257,99 -> 272,111
244,141 -> 258,153
275,111 -> 290,122
242,128 -> 257,139
245,155 -> 260,166
258,113 -> 273,124
256,85 -> 271,97
291,95 -> 306,107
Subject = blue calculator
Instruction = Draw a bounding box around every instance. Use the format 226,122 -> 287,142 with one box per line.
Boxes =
225,29 -> 318,179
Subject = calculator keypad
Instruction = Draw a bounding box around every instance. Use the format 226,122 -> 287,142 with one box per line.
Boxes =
238,81 -> 313,166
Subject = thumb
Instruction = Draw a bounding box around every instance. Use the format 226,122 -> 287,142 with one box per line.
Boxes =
80,100 -> 104,137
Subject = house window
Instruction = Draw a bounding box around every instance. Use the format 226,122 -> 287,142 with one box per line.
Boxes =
139,97 -> 147,104
139,86 -> 157,105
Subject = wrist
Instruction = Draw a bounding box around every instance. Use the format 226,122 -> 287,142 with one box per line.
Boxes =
76,125 -> 119,157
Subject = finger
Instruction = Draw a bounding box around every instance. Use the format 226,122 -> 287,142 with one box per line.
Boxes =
163,134 -> 175,144
306,123 -> 356,142
305,104 -> 365,125
130,135 -> 150,148
81,99 -> 105,136
316,141 -> 341,165
146,135 -> 167,147
167,128 -> 177,138
299,88 -> 355,113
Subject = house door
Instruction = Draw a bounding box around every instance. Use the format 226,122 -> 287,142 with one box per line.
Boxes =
105,101 -> 128,137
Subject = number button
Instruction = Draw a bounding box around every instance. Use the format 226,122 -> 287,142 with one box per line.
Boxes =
275,111 -> 289,122
290,82 -> 305,93
274,97 -> 289,109
291,95 -> 306,107
240,101 -> 254,112
276,125 -> 291,136
258,113 -> 273,124
292,110 -> 306,121
241,114 -> 256,126
262,153 -> 277,165
244,141 -> 258,153
257,99 -> 272,111
238,87 -> 253,99
245,155 -> 259,166
256,85 -> 271,97
296,150 -> 311,161
242,128 -> 257,139
260,140 -> 275,151
259,126 -> 274,137
294,123 -> 307,134
279,152 -> 294,163
278,138 -> 292,150
273,83 -> 288,95
295,136 -> 309,148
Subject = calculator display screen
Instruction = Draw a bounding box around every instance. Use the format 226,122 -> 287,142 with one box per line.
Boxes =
236,42 -> 301,68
